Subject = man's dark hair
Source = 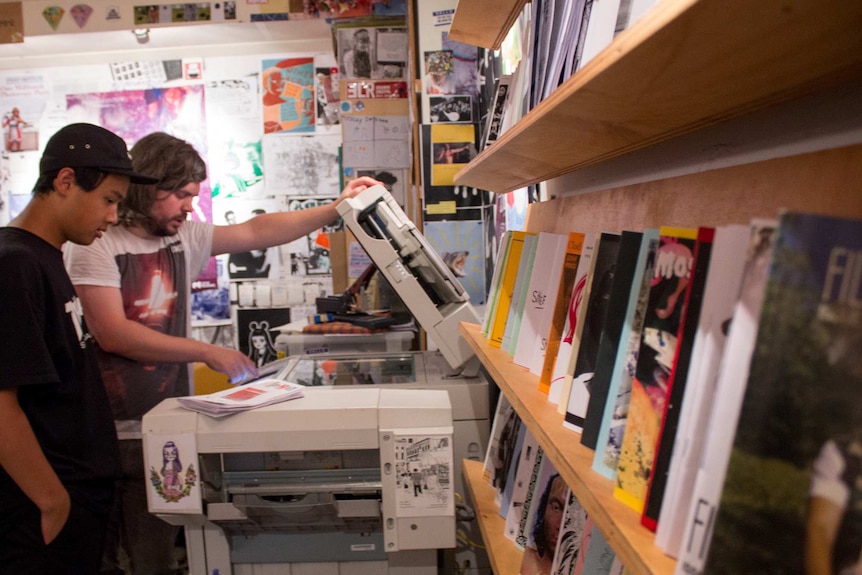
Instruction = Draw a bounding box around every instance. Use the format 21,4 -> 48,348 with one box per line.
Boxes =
119,132 -> 207,226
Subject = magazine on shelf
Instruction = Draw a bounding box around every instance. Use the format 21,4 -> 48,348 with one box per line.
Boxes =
177,379 -> 305,418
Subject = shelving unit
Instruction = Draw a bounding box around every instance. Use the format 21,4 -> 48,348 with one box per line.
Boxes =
460,323 -> 675,575
448,1 -> 862,574
447,0 -> 526,50
451,0 -> 862,193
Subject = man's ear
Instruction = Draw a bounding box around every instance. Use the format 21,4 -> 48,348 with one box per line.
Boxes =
54,167 -> 76,196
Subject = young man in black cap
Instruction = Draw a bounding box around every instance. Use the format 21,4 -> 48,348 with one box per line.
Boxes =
0,123 -> 157,574
64,131 -> 379,574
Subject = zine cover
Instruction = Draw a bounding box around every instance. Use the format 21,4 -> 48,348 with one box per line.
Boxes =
580,230 -> 643,449
655,224 -> 751,556
699,212 -> 862,574
564,232 -> 621,432
675,220 -> 776,575
614,227 -> 697,513
642,227 -> 715,531
593,230 -> 659,479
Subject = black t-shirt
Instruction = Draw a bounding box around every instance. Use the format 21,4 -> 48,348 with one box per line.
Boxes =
0,228 -> 120,514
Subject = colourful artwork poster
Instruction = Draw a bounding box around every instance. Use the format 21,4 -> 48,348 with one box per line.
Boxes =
66,85 -> 212,221
424,220 -> 486,305
262,57 -> 315,134
65,84 -> 209,220
65,84 -> 216,288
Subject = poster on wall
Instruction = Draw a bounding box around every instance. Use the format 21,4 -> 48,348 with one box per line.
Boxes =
415,0 -> 480,124
336,25 -> 408,80
279,197 -> 340,277
314,52 -> 341,132
424,220 -> 486,305
191,256 -> 230,323
423,123 -> 477,187
235,307 -> 290,364
262,133 -> 340,196
261,57 -> 314,134
214,197 -> 283,281
0,71 -> 52,204
65,84 -> 218,287
205,77 -> 266,199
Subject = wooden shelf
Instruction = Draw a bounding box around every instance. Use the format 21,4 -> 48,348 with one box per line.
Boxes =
453,0 -> 862,192
447,0 -> 527,50
462,459 -> 523,575
459,322 -> 675,575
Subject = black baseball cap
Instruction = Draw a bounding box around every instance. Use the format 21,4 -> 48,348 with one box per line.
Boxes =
39,123 -> 159,184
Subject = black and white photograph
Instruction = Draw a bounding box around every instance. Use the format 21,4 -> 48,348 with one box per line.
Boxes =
337,26 -> 408,80
429,95 -> 473,123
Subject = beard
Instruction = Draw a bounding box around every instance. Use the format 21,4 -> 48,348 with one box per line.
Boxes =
143,215 -> 181,237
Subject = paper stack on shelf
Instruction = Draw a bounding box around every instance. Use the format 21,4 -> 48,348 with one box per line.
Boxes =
177,379 -> 305,418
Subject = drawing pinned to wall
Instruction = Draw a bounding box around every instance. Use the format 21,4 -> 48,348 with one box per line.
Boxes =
42,6 -> 64,29
337,25 -> 408,80
2,107 -> 35,152
394,434 -> 453,515
261,57 -> 314,134
0,72 -> 49,161
70,4 -> 93,28
424,220 -> 486,305
236,307 -> 291,357
205,77 -> 265,199
262,133 -> 340,196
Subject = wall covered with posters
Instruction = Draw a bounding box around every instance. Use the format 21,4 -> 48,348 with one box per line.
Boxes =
0,48 -> 347,351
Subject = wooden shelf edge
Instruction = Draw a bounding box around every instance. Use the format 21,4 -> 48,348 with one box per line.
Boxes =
453,0 -> 862,193
462,459 -> 523,575
459,322 -> 676,575
447,0 -> 527,50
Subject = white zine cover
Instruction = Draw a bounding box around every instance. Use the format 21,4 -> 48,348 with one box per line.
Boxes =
395,434 -> 454,516
655,224 -> 750,556
144,432 -> 202,514
512,232 -> 569,373
674,220 -> 776,575
548,233 -> 597,406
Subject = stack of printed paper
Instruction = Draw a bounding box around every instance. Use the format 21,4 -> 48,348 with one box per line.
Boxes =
177,379 -> 304,418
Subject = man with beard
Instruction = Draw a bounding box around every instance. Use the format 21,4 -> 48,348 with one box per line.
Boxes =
64,131 -> 378,574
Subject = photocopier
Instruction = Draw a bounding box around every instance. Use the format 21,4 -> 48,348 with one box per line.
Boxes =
142,185 -> 492,575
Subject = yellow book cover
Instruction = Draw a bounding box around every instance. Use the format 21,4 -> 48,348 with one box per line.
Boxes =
488,231 -> 527,347
537,232 -> 585,394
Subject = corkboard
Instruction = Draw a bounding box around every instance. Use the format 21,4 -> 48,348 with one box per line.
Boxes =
525,144 -> 862,234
